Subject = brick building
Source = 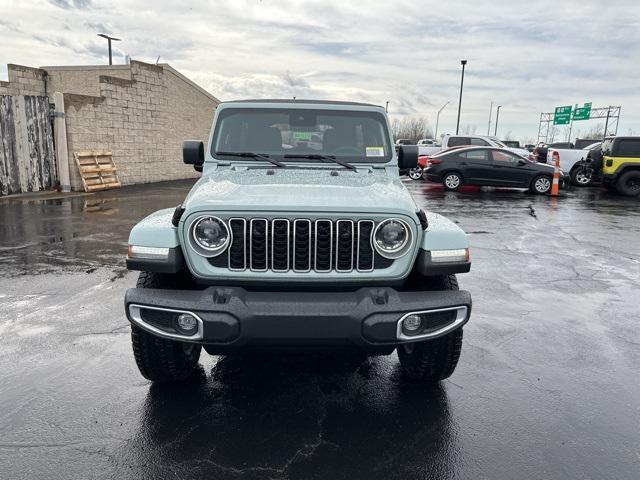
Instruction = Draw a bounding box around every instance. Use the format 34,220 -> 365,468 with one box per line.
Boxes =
0,61 -> 219,192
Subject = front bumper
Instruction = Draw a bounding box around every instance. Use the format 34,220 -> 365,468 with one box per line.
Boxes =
124,286 -> 472,354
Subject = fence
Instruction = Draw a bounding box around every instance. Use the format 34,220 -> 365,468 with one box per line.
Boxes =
0,95 -> 56,195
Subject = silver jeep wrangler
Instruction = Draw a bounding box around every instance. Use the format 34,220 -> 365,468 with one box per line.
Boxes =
125,100 -> 472,383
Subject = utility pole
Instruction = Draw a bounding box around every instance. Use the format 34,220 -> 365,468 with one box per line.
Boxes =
434,101 -> 449,140
97,33 -> 121,65
487,101 -> 493,135
494,105 -> 502,136
455,60 -> 467,135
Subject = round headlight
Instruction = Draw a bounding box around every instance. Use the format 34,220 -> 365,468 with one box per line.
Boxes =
373,218 -> 411,259
191,216 -> 230,256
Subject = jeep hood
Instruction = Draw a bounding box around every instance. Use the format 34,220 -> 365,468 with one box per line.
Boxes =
183,166 -> 417,216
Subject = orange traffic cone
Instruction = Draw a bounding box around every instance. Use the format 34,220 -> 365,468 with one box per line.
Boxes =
550,150 -> 560,196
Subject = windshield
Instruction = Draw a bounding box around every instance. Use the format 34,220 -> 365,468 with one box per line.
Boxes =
212,108 -> 392,163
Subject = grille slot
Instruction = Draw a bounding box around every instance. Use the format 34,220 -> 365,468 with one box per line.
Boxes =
336,220 -> 354,272
271,219 -> 290,271
228,218 -> 246,270
250,219 -> 268,271
357,220 -> 375,271
314,220 -> 333,272
208,217 -> 393,272
293,219 -> 311,272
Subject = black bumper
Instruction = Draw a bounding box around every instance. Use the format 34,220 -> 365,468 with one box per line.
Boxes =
124,286 -> 472,354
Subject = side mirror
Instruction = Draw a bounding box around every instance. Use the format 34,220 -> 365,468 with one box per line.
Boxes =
518,159 -> 527,166
397,145 -> 418,169
183,140 -> 204,172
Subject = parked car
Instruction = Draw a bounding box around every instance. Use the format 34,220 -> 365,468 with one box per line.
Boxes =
395,138 -> 414,146
546,142 -> 601,186
502,140 -> 521,149
422,146 -> 566,194
533,142 -> 574,163
574,138 -> 601,150
124,99 -> 473,384
417,138 -> 437,145
419,134 -> 530,158
409,135 -> 531,180
598,136 -> 640,196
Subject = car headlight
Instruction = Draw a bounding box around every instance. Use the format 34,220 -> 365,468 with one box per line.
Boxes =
190,216 -> 230,257
373,218 -> 412,259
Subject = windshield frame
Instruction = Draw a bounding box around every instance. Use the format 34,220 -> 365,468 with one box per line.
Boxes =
210,107 -> 393,164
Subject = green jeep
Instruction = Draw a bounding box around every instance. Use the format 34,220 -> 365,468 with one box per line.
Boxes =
124,100 -> 472,384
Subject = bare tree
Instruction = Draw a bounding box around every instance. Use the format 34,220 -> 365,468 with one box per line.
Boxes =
581,123 -> 605,140
461,124 -> 477,135
391,116 -> 433,143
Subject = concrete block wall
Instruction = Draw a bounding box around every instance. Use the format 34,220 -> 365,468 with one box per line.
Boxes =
0,64 -> 47,96
62,60 -> 219,190
43,65 -> 132,97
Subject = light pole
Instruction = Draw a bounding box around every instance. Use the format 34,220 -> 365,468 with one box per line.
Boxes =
455,60 -> 467,135
385,101 -> 389,113
434,101 -> 449,140
487,101 -> 493,135
97,33 -> 121,65
494,105 -> 502,136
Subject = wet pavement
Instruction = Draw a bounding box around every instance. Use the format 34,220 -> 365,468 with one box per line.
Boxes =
1,179 -> 639,479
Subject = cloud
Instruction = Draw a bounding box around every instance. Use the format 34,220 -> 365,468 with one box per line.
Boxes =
2,0 -> 639,140
48,0 -> 91,9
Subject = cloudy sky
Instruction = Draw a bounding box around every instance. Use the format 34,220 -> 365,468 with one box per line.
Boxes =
2,0 -> 639,141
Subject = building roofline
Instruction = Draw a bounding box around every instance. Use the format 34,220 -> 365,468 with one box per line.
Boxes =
38,63 -> 221,104
39,64 -> 131,71
159,64 -> 220,103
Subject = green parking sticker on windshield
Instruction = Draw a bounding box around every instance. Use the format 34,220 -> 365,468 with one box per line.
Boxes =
366,147 -> 384,157
293,132 -> 313,141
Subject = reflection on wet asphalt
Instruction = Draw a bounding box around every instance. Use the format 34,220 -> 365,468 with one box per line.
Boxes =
1,179 -> 639,479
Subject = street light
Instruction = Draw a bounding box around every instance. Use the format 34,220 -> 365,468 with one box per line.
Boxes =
494,105 -> 502,136
455,60 -> 467,135
385,101 -> 389,113
434,101 -> 449,140
97,33 -> 121,65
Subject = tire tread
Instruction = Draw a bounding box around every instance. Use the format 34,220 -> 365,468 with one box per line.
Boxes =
397,274 -> 464,383
130,272 -> 201,382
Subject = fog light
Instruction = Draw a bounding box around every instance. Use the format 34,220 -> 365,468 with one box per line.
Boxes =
176,313 -> 198,335
403,314 -> 422,332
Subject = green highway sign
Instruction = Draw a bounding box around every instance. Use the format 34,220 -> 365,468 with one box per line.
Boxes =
573,102 -> 592,121
553,105 -> 572,125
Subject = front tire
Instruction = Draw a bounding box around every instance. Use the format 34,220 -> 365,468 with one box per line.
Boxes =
442,172 -> 462,191
130,272 -> 201,383
530,175 -> 552,194
397,274 -> 464,383
408,167 -> 423,180
570,166 -> 593,186
615,171 -> 640,196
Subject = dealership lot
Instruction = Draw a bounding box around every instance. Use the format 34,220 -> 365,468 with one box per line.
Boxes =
0,180 -> 638,480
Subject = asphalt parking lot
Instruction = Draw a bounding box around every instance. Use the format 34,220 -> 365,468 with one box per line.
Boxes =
1,179 -> 639,480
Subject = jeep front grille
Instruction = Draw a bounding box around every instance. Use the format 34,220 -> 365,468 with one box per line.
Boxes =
210,218 -> 393,272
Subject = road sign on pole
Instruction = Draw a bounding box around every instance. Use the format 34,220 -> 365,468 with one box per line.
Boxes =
573,102 -> 592,121
553,106 -> 572,125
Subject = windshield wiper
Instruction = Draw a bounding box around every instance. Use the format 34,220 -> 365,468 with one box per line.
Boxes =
215,151 -> 285,168
283,154 -> 357,171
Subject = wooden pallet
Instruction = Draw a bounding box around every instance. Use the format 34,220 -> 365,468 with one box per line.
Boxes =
73,151 -> 121,192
